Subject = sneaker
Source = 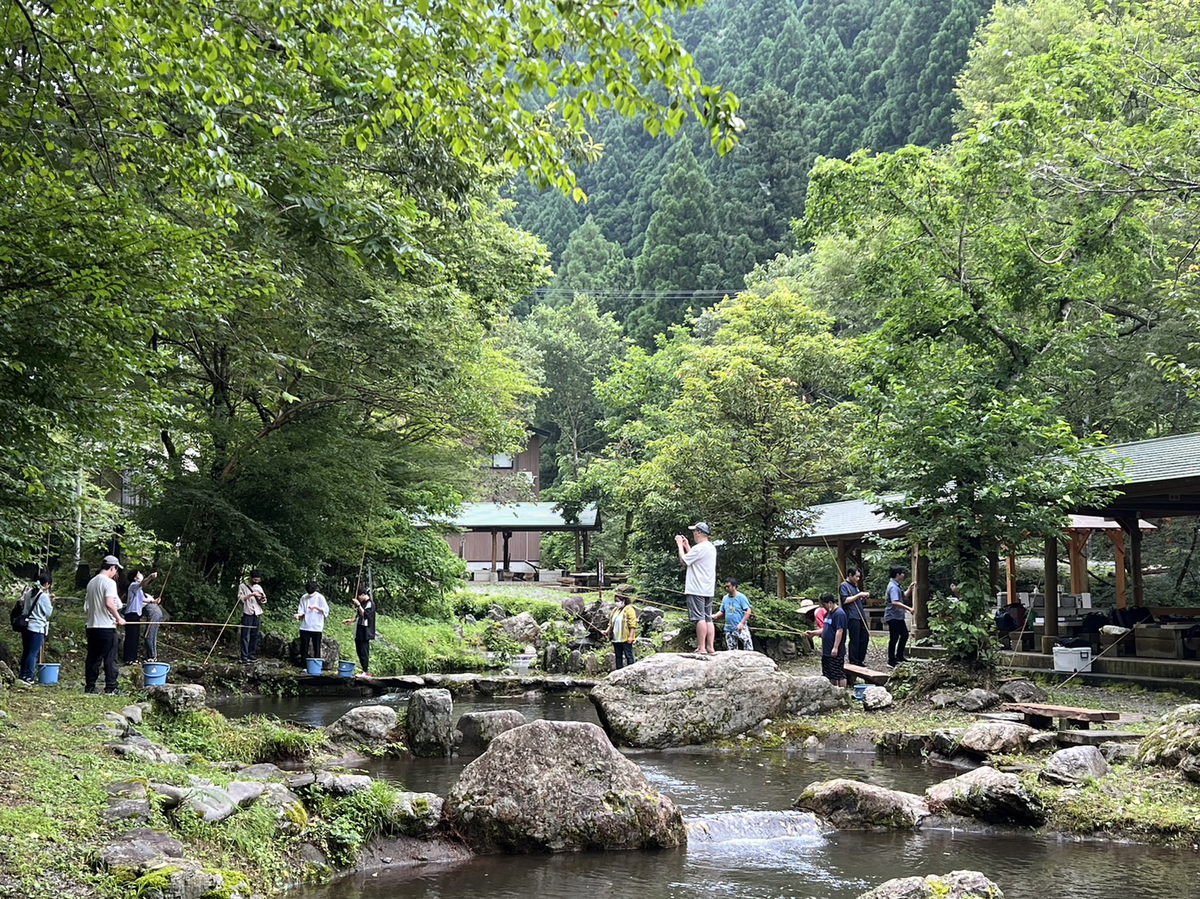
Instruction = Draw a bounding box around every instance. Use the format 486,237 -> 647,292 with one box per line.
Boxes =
104,688 -> 125,696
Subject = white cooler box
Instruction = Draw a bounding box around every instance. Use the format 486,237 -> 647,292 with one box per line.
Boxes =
1052,646 -> 1093,673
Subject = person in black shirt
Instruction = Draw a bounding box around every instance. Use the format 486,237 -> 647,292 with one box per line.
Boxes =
343,588 -> 377,676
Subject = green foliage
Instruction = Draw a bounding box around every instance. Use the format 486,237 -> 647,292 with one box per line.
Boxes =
449,591 -> 568,625
147,711 -> 323,764
308,781 -> 403,867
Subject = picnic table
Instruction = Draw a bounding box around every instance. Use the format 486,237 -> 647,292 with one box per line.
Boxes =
1002,702 -> 1119,731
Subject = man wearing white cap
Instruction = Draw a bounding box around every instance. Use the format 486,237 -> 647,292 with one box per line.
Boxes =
676,522 -> 717,654
84,555 -> 127,694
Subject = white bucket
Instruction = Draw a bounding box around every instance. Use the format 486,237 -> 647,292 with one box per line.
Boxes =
1053,646 -> 1093,673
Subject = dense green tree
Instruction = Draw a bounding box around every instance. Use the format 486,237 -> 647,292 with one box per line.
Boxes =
631,144 -> 729,345
547,217 -> 635,307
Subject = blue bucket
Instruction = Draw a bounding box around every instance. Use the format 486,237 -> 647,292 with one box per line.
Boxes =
853,683 -> 869,701
338,660 -> 357,678
36,663 -> 60,685
143,662 -> 170,686
305,658 -> 324,676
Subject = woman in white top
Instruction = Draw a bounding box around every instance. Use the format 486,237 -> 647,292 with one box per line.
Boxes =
295,580 -> 329,666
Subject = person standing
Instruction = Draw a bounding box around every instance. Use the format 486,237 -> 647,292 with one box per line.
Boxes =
820,592 -> 848,688
714,577 -> 753,651
238,569 -> 266,663
676,521 -> 717,654
142,590 -> 164,662
18,575 -> 53,683
342,588 -> 377,676
295,580 -> 328,665
122,569 -> 157,664
604,594 -> 638,669
884,566 -> 915,667
84,556 -> 126,694
840,566 -> 871,667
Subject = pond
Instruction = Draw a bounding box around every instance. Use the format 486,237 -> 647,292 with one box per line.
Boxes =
217,693 -> 1197,899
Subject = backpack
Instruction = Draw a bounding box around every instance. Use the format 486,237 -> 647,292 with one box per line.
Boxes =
10,587 -> 35,632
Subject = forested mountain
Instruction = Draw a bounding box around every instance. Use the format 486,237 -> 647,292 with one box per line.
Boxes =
513,0 -> 994,342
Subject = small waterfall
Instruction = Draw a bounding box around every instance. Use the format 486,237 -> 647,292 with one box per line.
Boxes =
686,810 -> 826,846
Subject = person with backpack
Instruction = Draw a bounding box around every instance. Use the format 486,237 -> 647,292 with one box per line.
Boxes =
17,575 -> 53,683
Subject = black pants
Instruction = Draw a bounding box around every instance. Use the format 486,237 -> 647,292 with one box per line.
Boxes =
612,641 -> 635,669
887,618 -> 909,666
355,630 -> 371,673
240,613 -> 261,662
847,617 -> 869,667
85,627 -> 119,693
300,629 -> 322,664
122,610 -> 142,663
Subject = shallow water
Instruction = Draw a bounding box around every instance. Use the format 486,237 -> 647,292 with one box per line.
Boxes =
220,693 -> 1199,899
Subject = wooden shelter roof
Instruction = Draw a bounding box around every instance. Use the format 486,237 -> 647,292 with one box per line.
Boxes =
421,501 -> 600,533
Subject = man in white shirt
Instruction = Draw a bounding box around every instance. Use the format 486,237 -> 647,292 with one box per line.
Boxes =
84,555 -> 127,694
676,522 -> 717,655
295,579 -> 329,666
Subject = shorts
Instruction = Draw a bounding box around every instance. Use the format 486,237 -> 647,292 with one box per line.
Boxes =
725,629 -> 753,651
821,655 -> 845,684
685,593 -> 713,623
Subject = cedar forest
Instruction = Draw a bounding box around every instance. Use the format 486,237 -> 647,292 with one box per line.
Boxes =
5,0 -> 1200,661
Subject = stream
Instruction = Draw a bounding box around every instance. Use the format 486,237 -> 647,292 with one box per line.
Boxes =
216,693 -> 1197,899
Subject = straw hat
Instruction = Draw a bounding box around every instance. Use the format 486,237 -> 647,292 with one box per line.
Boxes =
795,599 -> 820,616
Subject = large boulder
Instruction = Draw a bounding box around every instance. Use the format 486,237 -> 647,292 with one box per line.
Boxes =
785,675 -> 849,716
1135,703 -> 1200,771
388,791 -> 445,836
589,652 -> 797,747
863,687 -> 894,711
457,710 -> 528,756
997,679 -> 1048,704
498,611 -> 543,649
1041,746 -> 1110,785
443,719 -> 686,852
957,689 -> 1001,713
857,871 -> 1004,899
795,779 -> 930,830
925,766 -> 1046,826
147,684 -> 207,715
326,705 -> 399,748
406,689 -> 454,757
956,721 -> 1038,758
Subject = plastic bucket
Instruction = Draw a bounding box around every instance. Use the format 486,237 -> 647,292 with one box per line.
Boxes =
36,663 -> 60,685
305,658 -> 324,676
338,660 -> 357,677
852,683 -> 868,701
143,662 -> 171,686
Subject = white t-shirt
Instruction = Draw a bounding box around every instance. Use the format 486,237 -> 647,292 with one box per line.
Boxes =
683,540 -> 717,597
297,592 -> 329,632
85,573 -> 120,629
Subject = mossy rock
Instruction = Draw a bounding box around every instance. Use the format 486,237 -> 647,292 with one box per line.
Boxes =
1135,704 -> 1200,768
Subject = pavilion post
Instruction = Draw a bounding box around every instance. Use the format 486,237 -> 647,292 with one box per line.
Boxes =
574,531 -> 581,571
1068,531 -> 1091,594
1129,516 -> 1145,608
835,539 -> 847,582
502,529 -> 512,574
1109,528 -> 1127,610
1042,536 -> 1059,653
1005,551 -> 1017,606
490,530 -> 498,581
776,545 -> 790,602
988,552 -> 1000,599
912,542 -> 930,635
582,530 -> 591,563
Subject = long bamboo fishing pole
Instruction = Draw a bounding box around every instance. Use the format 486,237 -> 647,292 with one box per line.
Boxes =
204,596 -> 244,664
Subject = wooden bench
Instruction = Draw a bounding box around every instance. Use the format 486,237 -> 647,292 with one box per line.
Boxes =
843,663 -> 890,686
1002,702 -> 1119,731
1055,729 -> 1142,747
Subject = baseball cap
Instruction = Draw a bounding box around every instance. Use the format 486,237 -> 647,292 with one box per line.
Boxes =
689,522 -> 711,535
103,554 -> 123,569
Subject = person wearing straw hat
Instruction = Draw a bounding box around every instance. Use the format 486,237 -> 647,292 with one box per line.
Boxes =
676,521 -> 717,655
84,555 -> 127,694
797,597 -> 825,652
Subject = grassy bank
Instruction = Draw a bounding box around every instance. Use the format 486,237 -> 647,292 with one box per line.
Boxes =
0,685 -> 412,899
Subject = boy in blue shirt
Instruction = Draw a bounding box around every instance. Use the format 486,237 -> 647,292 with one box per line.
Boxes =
820,592 -> 848,688
714,578 -> 753,651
